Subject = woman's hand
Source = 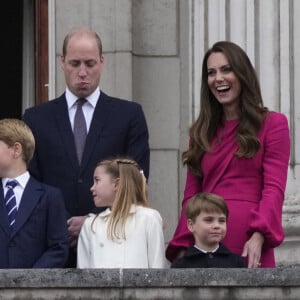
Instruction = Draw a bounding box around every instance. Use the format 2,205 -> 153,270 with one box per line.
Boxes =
241,232 -> 264,268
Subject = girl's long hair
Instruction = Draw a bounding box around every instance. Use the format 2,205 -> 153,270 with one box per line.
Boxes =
92,157 -> 148,240
183,41 -> 268,177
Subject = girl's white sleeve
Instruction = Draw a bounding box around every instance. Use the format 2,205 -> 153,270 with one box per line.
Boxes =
147,210 -> 168,268
77,219 -> 91,268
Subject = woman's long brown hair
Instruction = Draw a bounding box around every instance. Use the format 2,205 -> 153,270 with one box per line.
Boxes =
183,41 -> 268,177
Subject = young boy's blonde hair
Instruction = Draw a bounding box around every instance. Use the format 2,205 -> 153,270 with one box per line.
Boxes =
92,157 -> 148,240
185,192 -> 229,222
0,118 -> 35,165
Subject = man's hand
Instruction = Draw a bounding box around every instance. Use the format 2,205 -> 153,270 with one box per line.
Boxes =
67,215 -> 88,248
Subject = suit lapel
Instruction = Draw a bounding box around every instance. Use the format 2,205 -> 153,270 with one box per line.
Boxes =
80,92 -> 113,169
53,96 -> 79,168
51,92 -> 114,170
0,183 -> 10,236
10,177 -> 43,238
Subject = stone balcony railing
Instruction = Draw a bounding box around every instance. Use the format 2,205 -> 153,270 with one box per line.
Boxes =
0,266 -> 300,300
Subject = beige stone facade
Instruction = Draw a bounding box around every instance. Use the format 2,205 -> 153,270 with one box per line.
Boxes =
48,0 -> 299,265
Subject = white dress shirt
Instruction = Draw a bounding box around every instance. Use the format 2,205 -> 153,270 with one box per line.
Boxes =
65,87 -> 100,132
2,171 -> 30,209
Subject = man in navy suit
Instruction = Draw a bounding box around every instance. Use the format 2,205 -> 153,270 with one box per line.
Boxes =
23,28 -> 150,267
0,118 -> 68,268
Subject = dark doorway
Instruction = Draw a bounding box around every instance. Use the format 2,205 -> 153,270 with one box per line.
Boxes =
3,2 -> 24,119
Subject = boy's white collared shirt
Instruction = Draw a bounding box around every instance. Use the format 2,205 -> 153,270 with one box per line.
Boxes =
2,171 -> 30,209
194,244 -> 220,253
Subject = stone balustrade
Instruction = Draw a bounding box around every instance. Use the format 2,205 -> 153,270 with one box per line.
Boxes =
0,266 -> 299,299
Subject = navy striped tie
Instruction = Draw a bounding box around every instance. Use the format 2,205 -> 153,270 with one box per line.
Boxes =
5,180 -> 18,227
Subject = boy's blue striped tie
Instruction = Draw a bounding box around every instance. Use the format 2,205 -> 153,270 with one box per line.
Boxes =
5,180 -> 18,227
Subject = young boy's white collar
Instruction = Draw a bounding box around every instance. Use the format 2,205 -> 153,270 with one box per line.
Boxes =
2,171 -> 30,189
193,244 -> 219,253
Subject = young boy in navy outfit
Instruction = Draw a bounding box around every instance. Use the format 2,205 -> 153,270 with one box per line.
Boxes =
171,192 -> 246,268
0,118 -> 68,268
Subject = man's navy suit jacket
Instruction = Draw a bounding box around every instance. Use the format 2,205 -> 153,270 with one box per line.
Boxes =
23,91 -> 150,218
0,177 -> 68,268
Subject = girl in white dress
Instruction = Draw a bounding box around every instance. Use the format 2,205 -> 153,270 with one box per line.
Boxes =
77,157 -> 167,268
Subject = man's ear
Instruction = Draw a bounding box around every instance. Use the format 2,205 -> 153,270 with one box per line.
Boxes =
187,219 -> 194,233
60,55 -> 66,70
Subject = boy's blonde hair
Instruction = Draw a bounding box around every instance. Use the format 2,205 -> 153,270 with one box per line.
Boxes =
185,192 -> 229,222
93,157 -> 148,240
0,118 -> 35,165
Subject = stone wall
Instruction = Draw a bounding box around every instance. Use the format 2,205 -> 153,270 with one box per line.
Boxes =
0,267 -> 300,300
52,0 -> 300,266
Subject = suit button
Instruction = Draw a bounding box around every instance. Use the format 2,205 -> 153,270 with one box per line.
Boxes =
78,179 -> 83,184
208,253 -> 214,259
8,241 -> 16,247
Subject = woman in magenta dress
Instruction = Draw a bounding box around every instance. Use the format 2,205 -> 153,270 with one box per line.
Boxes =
166,41 -> 290,268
